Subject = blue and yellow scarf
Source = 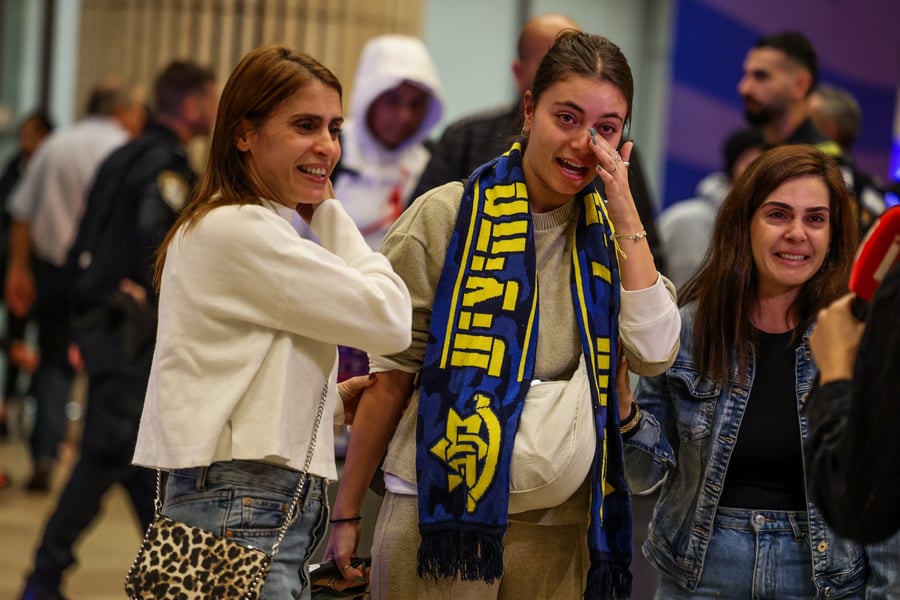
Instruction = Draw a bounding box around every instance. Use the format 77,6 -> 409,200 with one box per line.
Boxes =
415,142 -> 633,598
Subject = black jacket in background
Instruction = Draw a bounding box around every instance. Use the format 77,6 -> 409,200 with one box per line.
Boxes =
804,262 -> 900,544
65,122 -> 196,376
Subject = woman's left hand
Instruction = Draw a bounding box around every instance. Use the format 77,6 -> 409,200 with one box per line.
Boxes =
338,374 -> 376,425
592,138 -> 638,222
589,133 -> 657,288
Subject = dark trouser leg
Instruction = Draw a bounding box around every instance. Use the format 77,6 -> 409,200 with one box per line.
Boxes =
27,261 -> 74,467
24,455 -> 124,592
24,369 -> 145,592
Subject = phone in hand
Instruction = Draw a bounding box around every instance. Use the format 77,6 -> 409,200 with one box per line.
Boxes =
309,556 -> 371,598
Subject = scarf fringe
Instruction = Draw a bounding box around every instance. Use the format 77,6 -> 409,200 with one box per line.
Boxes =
416,530 -> 504,583
584,561 -> 633,599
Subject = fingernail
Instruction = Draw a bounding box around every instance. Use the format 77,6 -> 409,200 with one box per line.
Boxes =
589,127 -> 598,145
368,373 -> 376,380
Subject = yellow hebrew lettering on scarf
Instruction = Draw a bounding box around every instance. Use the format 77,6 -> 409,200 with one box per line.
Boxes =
491,220 -> 529,237
449,334 -> 506,375
476,221 -> 494,256
476,218 -> 528,256
463,276 -> 520,312
491,238 -> 527,254
472,255 -> 507,271
458,311 -> 494,330
483,182 -> 529,217
488,221 -> 528,254
430,393 -> 501,512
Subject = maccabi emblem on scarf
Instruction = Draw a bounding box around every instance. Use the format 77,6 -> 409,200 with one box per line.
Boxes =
430,392 -> 501,512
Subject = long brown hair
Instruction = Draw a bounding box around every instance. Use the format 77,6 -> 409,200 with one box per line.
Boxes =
679,144 -> 858,382
152,45 -> 342,289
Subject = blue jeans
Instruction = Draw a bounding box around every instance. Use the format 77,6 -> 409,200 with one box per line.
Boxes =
164,460 -> 329,600
863,533 -> 900,599
655,507 -> 863,599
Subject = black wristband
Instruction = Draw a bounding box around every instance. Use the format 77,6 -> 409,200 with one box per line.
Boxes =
329,515 -> 362,524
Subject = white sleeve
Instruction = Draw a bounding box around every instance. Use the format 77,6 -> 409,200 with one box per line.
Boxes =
619,274 -> 680,363
184,200 -> 412,357
368,354 -> 419,374
8,146 -> 49,222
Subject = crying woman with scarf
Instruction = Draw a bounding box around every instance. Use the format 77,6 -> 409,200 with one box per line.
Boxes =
324,31 -> 680,600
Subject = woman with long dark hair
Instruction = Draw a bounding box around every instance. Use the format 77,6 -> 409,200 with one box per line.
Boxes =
623,144 -> 898,598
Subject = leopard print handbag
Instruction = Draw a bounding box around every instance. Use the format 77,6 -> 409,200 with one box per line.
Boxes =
125,381 -> 329,599
125,514 -> 271,599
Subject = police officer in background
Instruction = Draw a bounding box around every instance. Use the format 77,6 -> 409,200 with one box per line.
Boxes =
19,61 -> 217,600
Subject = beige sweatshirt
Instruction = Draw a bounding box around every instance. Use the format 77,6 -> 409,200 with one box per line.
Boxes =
373,182 -> 679,506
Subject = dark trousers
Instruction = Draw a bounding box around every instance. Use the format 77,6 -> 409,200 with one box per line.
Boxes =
3,308 -> 28,397
28,260 -> 74,463
24,351 -> 154,593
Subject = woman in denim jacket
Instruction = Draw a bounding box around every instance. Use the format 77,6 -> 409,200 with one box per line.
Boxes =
621,145 -> 899,598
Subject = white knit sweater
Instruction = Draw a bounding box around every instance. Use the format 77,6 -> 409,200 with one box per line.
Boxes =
133,198 -> 411,480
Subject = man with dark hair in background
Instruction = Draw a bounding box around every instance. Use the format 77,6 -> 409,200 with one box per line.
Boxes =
19,61 -> 217,600
411,13 -> 666,272
6,77 -> 146,493
737,30 -> 885,234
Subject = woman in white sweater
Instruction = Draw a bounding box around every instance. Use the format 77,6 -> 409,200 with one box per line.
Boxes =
131,46 -> 412,599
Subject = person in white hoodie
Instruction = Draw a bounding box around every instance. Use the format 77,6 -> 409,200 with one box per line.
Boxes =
131,46 -> 412,599
297,35 -> 444,384
296,34 -> 444,252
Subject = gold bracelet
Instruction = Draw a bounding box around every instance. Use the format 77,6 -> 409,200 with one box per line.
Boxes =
619,402 -> 642,434
612,230 -> 648,241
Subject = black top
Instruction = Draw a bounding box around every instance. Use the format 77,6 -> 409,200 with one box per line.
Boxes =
805,262 -> 900,543
719,329 -> 807,510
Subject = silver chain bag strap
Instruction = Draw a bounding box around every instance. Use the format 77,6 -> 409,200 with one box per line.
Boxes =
125,380 -> 330,599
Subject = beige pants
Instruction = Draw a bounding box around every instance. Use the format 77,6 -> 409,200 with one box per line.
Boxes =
370,485 -> 591,599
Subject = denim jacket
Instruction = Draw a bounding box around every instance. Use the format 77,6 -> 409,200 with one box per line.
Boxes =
624,303 -> 874,599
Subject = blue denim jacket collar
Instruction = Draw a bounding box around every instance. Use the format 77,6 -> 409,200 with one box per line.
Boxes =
625,305 -> 867,598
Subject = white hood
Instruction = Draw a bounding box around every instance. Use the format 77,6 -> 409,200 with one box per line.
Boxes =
346,34 -> 445,159
316,35 -> 444,250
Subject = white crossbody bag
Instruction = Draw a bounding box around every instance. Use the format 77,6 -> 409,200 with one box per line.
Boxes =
509,355 -> 595,513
